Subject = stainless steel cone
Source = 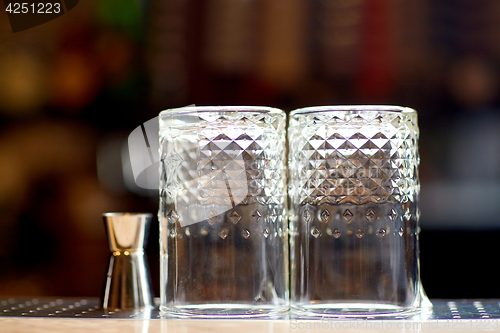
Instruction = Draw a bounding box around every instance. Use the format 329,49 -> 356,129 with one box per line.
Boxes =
102,213 -> 154,310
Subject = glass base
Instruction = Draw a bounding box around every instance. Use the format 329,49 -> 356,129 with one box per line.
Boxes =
160,304 -> 289,319
292,291 -> 433,318
292,302 -> 417,318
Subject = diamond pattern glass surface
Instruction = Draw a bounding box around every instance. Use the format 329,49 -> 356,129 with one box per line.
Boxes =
160,109 -> 286,226
288,108 -> 419,206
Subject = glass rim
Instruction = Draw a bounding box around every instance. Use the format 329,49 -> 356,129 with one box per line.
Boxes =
160,105 -> 284,117
290,105 -> 416,116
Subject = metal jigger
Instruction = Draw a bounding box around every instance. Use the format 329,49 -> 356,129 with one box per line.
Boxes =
102,213 -> 154,310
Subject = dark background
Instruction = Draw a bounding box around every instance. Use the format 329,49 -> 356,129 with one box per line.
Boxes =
1,0 -> 500,299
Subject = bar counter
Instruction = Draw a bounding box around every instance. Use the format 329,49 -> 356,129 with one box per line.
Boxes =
1,298 -> 499,332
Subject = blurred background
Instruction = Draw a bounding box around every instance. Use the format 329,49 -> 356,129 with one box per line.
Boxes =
1,0 -> 500,299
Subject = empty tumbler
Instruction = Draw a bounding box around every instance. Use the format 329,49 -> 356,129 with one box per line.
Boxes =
159,106 -> 288,317
288,105 -> 430,317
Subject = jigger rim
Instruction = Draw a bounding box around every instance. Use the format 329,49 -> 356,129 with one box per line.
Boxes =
290,105 -> 416,116
103,212 -> 152,217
